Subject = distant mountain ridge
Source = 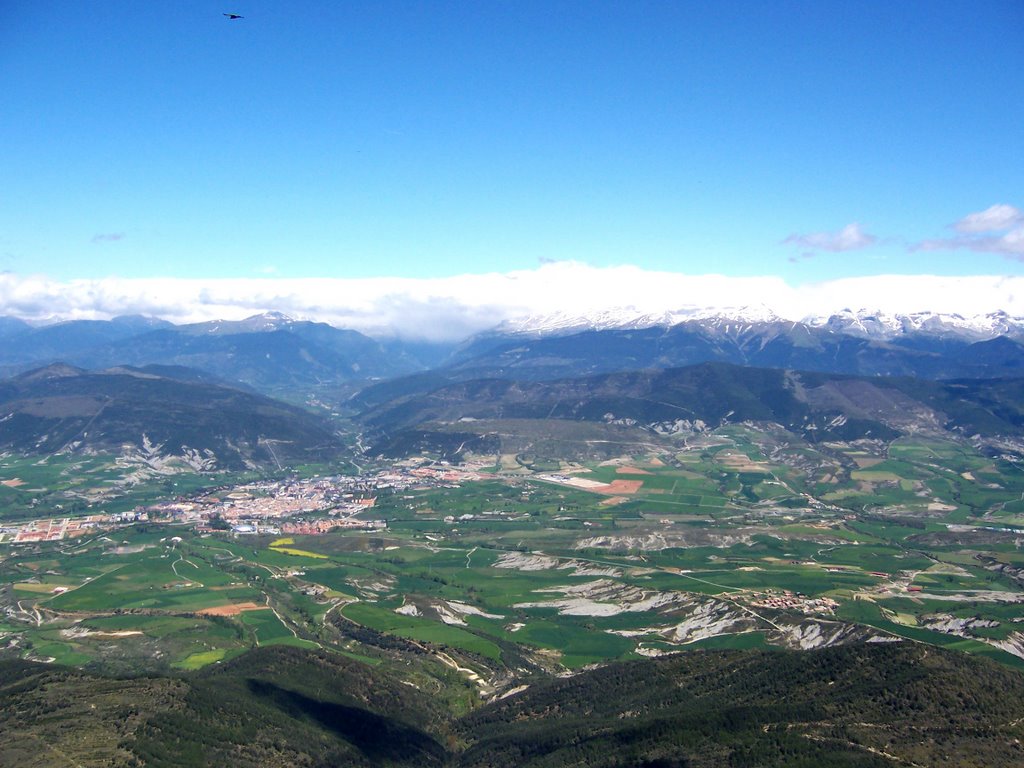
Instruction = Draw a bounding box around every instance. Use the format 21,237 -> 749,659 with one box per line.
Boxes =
0,313 -> 444,399
2,310 -> 1023,404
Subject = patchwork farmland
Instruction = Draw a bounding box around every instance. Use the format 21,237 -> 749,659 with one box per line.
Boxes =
3,424 -> 1024,698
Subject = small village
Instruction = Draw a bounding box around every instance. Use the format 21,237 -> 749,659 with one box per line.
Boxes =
746,589 -> 840,615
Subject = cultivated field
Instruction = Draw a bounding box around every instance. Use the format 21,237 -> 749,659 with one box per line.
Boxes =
3,425 -> 1024,695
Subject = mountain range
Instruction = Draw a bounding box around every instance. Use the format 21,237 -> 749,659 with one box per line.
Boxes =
3,308 -> 1024,467
0,313 -> 445,399
351,327 -> 1024,422
1,309 -> 1023,403
442,316 -> 1024,383
497,307 -> 1024,340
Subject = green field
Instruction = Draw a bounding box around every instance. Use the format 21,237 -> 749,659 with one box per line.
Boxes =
3,428 -> 1024,685
0,454 -> 263,522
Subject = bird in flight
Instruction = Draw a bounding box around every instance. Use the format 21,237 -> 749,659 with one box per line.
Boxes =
223,13 -> 244,20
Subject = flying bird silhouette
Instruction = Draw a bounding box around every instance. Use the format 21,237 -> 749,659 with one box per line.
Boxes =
223,13 -> 243,20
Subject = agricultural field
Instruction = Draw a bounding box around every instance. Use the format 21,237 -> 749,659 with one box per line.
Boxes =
0,451 -> 267,522
2,424 -> 1024,696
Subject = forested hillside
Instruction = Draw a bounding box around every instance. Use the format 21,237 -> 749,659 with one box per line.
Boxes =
2,643 -> 1022,767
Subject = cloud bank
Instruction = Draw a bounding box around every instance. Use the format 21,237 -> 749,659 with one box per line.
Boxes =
1,263 -> 1021,341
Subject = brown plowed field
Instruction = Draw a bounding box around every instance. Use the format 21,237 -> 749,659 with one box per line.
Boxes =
198,602 -> 265,616
600,479 -> 644,494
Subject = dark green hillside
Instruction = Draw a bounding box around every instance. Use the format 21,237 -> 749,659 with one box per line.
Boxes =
457,643 -> 1024,768
1,644 -> 1022,767
0,646 -> 448,768
360,365 -> 817,434
359,362 -> 1024,456
0,658 -> 188,768
882,375 -> 1024,436
0,365 -> 342,469
130,646 -> 448,768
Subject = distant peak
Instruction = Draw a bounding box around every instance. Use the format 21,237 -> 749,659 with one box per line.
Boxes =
183,311 -> 299,335
244,311 -> 296,328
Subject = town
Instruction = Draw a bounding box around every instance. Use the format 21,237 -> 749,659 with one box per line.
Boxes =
0,461 -> 490,544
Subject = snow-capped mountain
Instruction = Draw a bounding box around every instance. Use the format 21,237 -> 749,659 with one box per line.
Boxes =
497,305 -> 784,336
182,311 -> 300,335
809,309 -> 1024,340
497,306 -> 1024,341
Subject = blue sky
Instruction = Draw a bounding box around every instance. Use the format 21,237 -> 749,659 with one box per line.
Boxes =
1,1 -> 1023,320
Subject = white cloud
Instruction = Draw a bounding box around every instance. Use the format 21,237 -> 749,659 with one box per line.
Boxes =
915,204 -> 1024,259
794,274 -> 1024,319
0,264 -> 1022,341
783,223 -> 877,253
954,203 -> 1024,233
